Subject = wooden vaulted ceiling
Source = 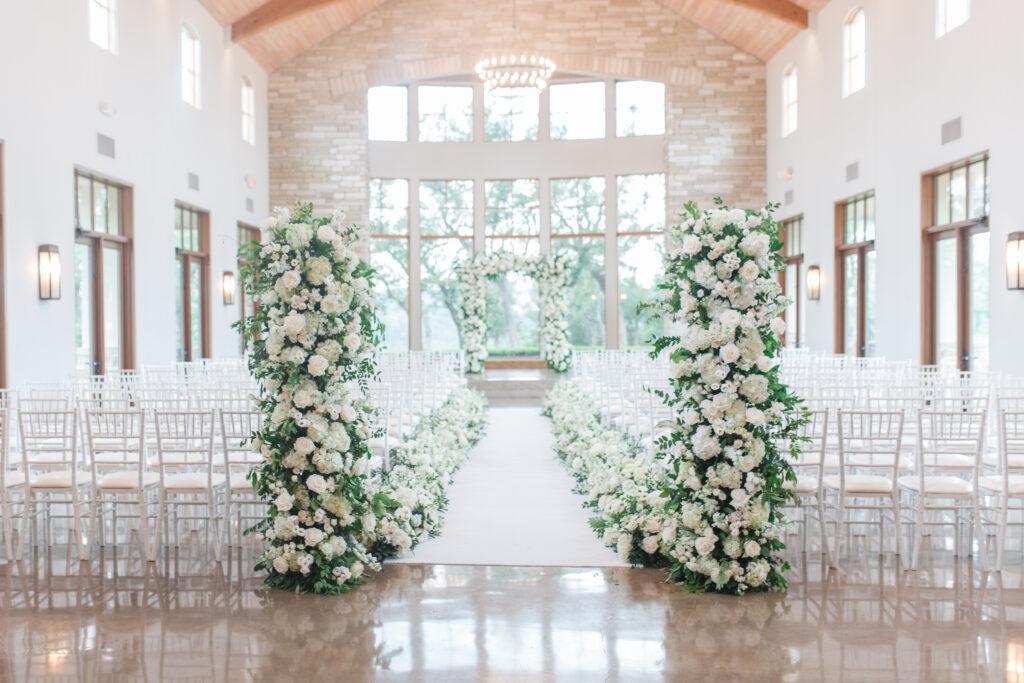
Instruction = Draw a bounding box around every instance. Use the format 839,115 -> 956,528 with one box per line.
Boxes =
200,0 -> 830,71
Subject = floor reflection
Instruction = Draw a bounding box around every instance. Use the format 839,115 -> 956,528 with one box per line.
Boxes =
0,548 -> 1021,681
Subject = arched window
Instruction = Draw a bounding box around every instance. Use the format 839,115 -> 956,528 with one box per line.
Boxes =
936,0 -> 970,37
842,8 -> 866,97
88,0 -> 117,54
782,64 -> 798,136
181,24 -> 201,108
241,76 -> 255,144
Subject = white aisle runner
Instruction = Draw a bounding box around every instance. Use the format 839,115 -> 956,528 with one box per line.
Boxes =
393,406 -> 628,568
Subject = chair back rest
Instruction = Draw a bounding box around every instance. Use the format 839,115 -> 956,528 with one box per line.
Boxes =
19,409 -> 78,470
85,410 -> 146,472
221,410 -> 263,469
917,410 -> 985,473
1000,411 -> 1024,475
837,409 -> 904,479
155,410 -> 215,471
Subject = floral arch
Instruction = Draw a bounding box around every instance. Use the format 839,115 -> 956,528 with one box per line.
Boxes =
456,252 -> 572,373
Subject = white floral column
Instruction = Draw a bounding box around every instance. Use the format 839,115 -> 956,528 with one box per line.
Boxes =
651,201 -> 805,594
238,203 -> 384,594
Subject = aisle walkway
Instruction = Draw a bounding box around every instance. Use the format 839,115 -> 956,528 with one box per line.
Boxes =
394,406 -> 628,567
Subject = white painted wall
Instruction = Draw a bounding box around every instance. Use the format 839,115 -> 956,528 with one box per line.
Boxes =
767,0 -> 1024,374
0,0 -> 269,386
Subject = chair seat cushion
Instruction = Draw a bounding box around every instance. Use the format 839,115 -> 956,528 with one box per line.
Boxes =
99,471 -> 161,489
4,470 -> 26,488
983,453 -> 1024,468
784,475 -> 819,495
823,474 -> 893,494
929,453 -> 976,469
164,472 -> 225,490
849,455 -> 913,471
978,475 -> 1024,495
897,475 -> 972,495
229,472 -> 254,492
29,470 -> 78,488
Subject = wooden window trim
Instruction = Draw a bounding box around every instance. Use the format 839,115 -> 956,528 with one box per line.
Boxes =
74,169 -> 136,374
778,215 -> 804,348
175,204 -> 210,361
834,197 -> 875,356
920,153 -> 990,369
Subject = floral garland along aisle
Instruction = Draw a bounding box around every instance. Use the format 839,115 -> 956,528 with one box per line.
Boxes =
238,203 -> 384,594
371,386 -> 488,560
456,252 -> 572,374
544,201 -> 805,595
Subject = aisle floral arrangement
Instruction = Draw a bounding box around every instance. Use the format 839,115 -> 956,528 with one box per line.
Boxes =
456,252 -> 572,374
371,386 -> 488,559
237,203 -> 386,594
544,380 -> 675,567
649,200 -> 806,594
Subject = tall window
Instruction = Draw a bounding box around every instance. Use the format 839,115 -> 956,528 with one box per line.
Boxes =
552,177 -> 606,348
88,0 -> 117,53
485,89 -> 539,142
835,192 -> 876,357
780,216 -> 804,348
368,86 -> 408,141
782,65 -> 798,136
936,0 -> 970,37
923,155 -> 989,372
617,174 -> 665,348
616,81 -> 665,137
842,9 -> 866,97
420,180 -> 474,350
175,204 -> 209,361
485,180 -> 541,355
370,179 -> 410,351
550,82 -> 606,140
241,77 -> 255,145
181,24 -> 201,108
418,86 -> 473,142
237,223 -> 260,352
75,171 -> 133,375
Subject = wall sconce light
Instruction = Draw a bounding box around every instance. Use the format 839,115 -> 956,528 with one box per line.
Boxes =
38,245 -> 62,300
1007,232 -> 1024,290
222,271 -> 236,305
806,265 -> 821,301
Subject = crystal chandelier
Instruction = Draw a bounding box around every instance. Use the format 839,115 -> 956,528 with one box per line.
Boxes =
475,54 -> 556,91
476,0 -> 555,92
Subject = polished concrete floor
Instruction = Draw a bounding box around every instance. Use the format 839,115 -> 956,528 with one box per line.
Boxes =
0,546 -> 1022,682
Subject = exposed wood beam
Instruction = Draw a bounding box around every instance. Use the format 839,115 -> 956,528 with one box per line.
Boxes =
231,0 -> 347,42
717,0 -> 808,28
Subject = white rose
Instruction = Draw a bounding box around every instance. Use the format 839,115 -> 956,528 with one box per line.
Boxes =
304,527 -> 324,547
261,216 -> 278,229
307,354 -> 329,377
719,343 -> 740,364
720,309 -> 741,328
770,317 -> 787,337
294,436 -> 315,455
340,405 -> 357,423
739,261 -> 759,282
283,313 -> 306,336
317,225 -> 335,242
756,355 -> 773,372
682,234 -> 702,255
274,491 -> 293,512
306,474 -> 327,495
744,540 -> 761,558
695,535 -> 716,556
281,270 -> 301,289
343,334 -> 361,353
272,556 -> 289,573
746,407 -> 767,427
642,535 -> 660,554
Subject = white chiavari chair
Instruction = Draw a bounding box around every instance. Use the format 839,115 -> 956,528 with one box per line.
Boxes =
85,409 -> 160,561
979,411 -> 1024,571
154,410 -> 225,561
17,409 -> 87,558
823,410 -> 904,567
785,409 -> 829,555
898,409 -> 986,570
220,409 -> 264,547
0,390 -> 24,559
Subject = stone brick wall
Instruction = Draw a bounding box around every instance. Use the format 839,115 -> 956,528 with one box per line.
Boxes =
268,0 -> 766,226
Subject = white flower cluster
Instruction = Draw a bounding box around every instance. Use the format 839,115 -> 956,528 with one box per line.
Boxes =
456,252 -> 572,374
544,380 -> 680,565
243,203 -> 383,593
654,202 -> 800,594
372,387 -> 488,559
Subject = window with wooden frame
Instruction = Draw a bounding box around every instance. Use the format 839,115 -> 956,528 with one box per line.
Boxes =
419,180 -> 474,351
551,176 -> 606,349
175,203 -> 209,362
842,8 -> 866,97
75,170 -> 134,375
369,178 -> 410,351
834,192 -> 876,356
779,215 -> 804,348
782,65 -> 798,136
921,154 -> 989,372
237,222 -> 260,352
617,173 -> 665,349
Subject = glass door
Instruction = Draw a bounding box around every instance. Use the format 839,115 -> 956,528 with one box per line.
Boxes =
968,229 -> 989,373
75,242 -> 94,375
934,236 -> 958,370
